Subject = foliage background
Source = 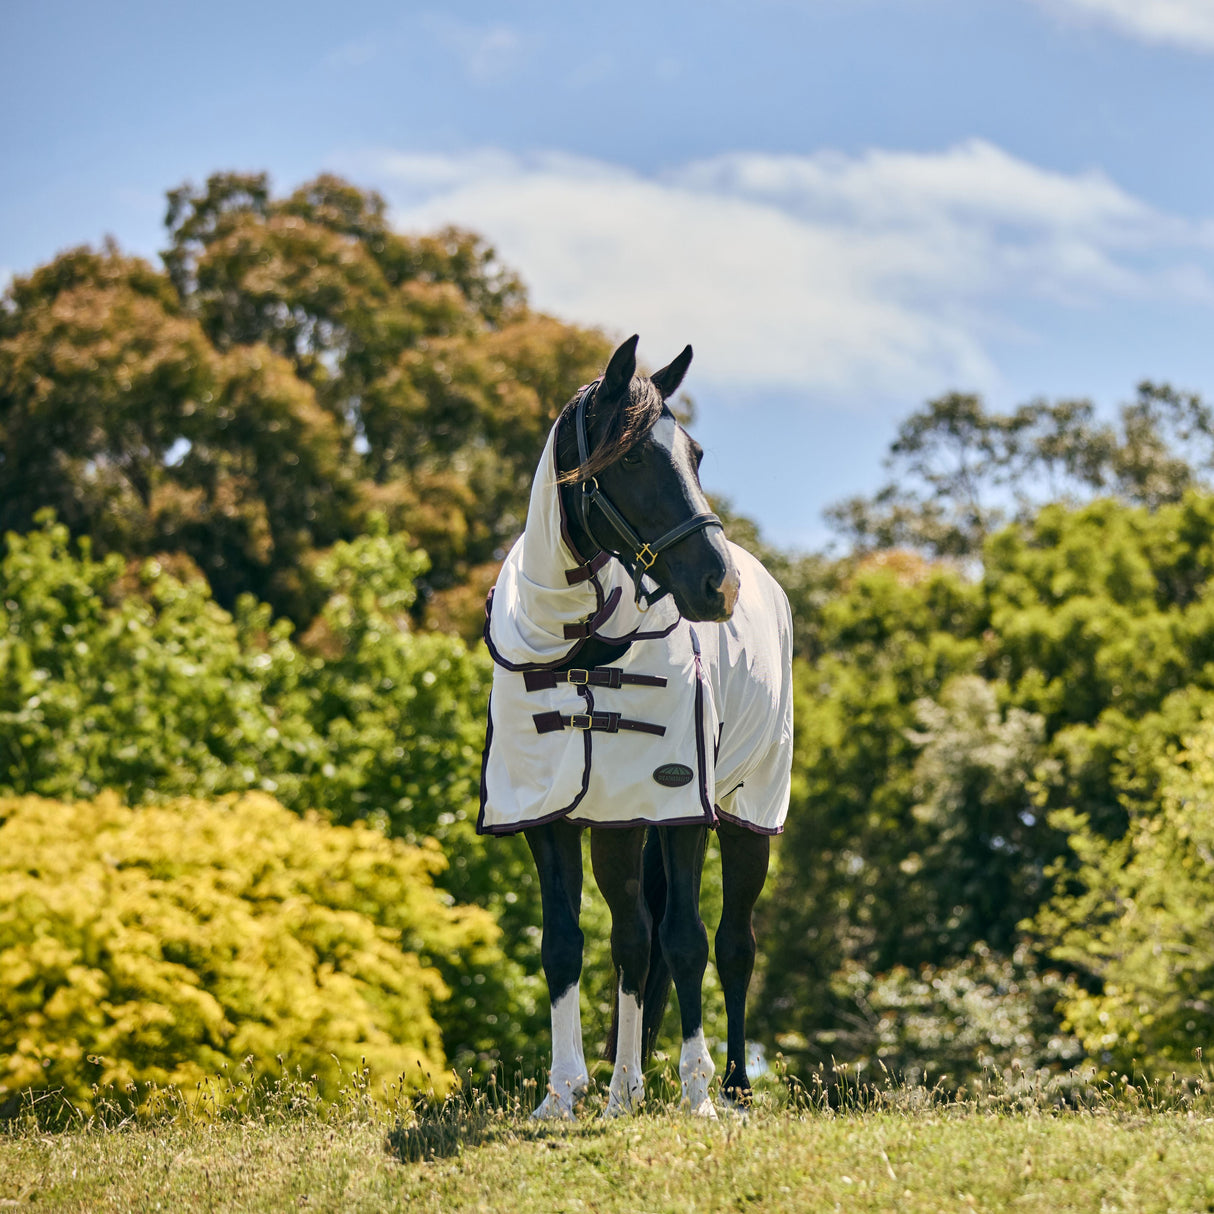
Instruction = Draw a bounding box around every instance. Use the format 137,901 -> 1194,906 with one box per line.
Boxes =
4,171 -> 1214,1107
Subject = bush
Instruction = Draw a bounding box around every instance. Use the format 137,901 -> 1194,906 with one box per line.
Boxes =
812,943 -> 1082,1087
1033,723 -> 1214,1077
0,792 -> 500,1112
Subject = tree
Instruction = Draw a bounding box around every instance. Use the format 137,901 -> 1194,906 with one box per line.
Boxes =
0,244 -> 359,620
1,173 -> 612,629
161,171 -> 612,617
753,560 -> 987,1060
827,383 -> 1214,558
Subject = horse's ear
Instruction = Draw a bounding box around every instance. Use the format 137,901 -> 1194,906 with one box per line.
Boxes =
650,344 -> 693,400
601,334 -> 639,399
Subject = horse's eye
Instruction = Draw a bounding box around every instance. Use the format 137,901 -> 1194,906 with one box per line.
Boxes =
621,448 -> 643,466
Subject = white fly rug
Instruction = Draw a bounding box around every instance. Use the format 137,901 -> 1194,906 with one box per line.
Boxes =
478,420 -> 793,836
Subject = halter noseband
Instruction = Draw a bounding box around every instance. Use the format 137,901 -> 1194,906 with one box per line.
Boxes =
572,380 -> 723,611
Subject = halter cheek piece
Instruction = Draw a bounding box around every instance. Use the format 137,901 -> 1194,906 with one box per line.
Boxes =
573,380 -> 724,611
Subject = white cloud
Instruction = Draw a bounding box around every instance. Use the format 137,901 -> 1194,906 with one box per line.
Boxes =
422,15 -> 525,84
366,141 -> 1213,401
1032,0 -> 1214,51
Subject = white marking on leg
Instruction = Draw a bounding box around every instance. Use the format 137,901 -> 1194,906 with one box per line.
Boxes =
604,988 -> 645,1117
680,1028 -> 718,1118
532,984 -> 589,1120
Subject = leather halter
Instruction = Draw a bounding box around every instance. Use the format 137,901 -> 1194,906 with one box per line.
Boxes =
572,380 -> 723,611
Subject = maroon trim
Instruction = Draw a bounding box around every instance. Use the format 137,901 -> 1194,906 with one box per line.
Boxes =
715,805 -> 784,836
476,692 -> 495,835
555,437 -> 593,567
594,613 -> 682,645
690,627 -> 717,823
569,811 -> 724,830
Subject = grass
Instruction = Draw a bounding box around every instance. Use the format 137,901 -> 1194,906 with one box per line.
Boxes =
3,1061 -> 1214,1212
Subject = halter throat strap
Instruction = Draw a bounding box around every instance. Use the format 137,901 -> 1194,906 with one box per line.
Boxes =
571,380 -> 723,610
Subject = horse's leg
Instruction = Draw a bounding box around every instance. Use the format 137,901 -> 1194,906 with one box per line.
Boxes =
639,827 -> 673,1062
715,819 -> 771,1105
525,820 -> 588,1119
590,826 -> 650,1116
656,824 -> 716,1116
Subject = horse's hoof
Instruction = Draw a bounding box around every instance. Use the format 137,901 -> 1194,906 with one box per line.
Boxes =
532,1077 -> 587,1121
603,1083 -> 644,1118
688,1097 -> 718,1120
532,1093 -> 577,1121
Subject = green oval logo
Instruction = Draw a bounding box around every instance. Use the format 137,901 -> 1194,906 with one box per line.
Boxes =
652,763 -> 694,788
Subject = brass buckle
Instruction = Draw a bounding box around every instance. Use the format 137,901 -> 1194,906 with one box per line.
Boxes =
566,669 -> 590,685
636,543 -> 658,570
569,713 -> 594,730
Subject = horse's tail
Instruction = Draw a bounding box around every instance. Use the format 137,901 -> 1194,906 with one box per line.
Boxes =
604,828 -> 671,1064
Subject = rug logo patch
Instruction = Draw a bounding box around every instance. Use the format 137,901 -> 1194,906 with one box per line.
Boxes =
653,763 -> 694,788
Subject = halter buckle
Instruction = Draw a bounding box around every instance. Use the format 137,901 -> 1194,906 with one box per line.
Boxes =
636,543 -> 658,570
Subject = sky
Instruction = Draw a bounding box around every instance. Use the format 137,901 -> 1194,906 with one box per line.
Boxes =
3,0 -> 1214,550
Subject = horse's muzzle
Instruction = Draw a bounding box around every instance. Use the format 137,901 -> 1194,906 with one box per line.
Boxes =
710,564 -> 741,621
682,562 -> 739,622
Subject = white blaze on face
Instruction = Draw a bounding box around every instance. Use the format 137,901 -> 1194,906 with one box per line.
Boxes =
531,983 -> 589,1120
679,1029 -> 718,1118
605,989 -> 645,1117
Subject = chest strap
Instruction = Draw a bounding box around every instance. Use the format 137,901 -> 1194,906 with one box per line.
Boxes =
523,667 -> 668,692
533,710 -> 666,737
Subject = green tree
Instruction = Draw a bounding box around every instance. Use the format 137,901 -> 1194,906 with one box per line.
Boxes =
828,383 -> 1214,558
754,560 -> 987,1061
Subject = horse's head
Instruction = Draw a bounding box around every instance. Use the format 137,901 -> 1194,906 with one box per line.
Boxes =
557,335 -> 741,622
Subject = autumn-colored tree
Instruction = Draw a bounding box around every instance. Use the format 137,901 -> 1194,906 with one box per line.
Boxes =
1,173 -> 611,626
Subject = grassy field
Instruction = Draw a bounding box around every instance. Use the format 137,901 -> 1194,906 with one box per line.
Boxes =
3,1067 -> 1214,1212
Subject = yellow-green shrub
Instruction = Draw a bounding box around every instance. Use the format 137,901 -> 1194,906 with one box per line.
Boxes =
0,792 -> 500,1110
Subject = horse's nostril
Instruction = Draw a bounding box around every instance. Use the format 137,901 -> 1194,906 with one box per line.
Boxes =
707,566 -> 741,617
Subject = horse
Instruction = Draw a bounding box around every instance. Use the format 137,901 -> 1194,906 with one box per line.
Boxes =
478,334 -> 793,1118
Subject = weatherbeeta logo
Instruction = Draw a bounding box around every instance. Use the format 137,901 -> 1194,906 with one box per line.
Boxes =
652,763 -> 694,788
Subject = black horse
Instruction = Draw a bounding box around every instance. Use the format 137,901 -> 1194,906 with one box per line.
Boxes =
478,335 -> 793,1117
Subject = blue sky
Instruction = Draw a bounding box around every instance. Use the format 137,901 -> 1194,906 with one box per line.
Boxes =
4,0 -> 1214,549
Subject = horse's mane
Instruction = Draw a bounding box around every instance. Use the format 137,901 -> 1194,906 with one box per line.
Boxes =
555,376 -> 664,485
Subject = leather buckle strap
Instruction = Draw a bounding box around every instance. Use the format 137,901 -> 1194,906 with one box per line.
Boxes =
564,550 -> 611,586
532,710 -> 666,737
522,667 -> 669,693
561,586 -> 622,640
